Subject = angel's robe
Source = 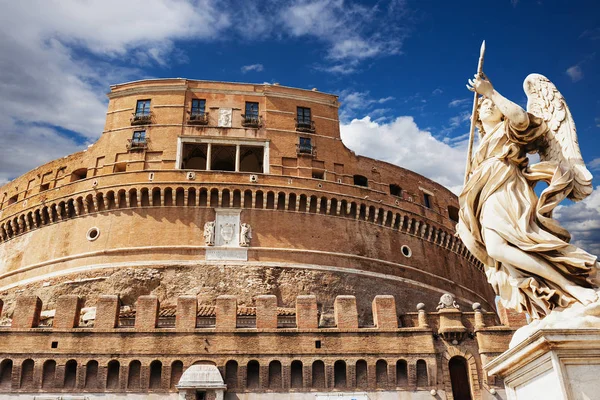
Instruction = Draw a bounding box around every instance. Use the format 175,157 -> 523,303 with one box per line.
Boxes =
457,114 -> 598,319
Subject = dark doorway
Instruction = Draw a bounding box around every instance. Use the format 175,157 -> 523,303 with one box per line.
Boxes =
196,391 -> 206,400
449,356 -> 472,400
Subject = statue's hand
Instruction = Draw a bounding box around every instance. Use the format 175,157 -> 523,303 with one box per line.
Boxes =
467,73 -> 494,97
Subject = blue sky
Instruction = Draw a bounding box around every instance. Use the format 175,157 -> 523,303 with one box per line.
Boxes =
0,0 -> 599,252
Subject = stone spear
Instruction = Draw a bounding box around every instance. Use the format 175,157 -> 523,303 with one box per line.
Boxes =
464,40 -> 486,185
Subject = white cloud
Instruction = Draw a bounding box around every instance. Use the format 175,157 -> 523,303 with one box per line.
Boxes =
338,90 -> 396,122
241,64 -> 264,73
448,98 -> 470,108
341,116 -> 469,194
588,157 -> 600,171
0,0 -> 230,186
555,186 -> 600,255
566,65 -> 583,82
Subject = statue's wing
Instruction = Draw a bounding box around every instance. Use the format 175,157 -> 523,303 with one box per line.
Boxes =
524,73 -> 593,201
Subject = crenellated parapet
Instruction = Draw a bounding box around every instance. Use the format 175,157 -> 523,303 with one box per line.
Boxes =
0,293 -> 517,396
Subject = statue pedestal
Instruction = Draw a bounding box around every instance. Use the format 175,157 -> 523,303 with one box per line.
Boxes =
485,329 -> 600,400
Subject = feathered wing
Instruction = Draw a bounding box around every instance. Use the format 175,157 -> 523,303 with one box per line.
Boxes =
524,73 -> 593,201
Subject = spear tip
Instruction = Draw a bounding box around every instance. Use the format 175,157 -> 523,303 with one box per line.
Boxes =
480,40 -> 486,56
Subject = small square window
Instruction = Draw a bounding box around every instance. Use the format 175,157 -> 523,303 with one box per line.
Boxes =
40,183 -> 50,192
315,340 -> 322,349
191,99 -> 206,116
135,99 -> 151,116
299,137 -> 312,154
131,130 -> 146,145
390,184 -> 402,197
312,170 -> 324,180
51,341 -> 58,349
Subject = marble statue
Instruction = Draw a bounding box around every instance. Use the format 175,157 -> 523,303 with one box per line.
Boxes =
203,221 -> 215,246
458,71 -> 599,341
240,223 -> 252,247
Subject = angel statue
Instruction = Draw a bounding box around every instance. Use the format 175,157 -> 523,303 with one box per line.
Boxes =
203,221 -> 215,246
457,71 -> 599,327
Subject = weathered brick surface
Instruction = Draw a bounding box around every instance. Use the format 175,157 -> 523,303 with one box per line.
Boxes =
296,295 -> 318,329
135,296 -> 159,329
372,295 -> 397,329
53,295 -> 83,329
256,295 -> 278,329
497,301 -> 528,327
94,295 -> 120,329
334,295 -> 358,329
216,295 -> 237,329
175,296 -> 197,330
11,296 -> 42,328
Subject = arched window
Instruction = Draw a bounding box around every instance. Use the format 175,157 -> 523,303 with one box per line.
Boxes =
355,360 -> 368,388
225,360 -> 238,388
42,360 -> 56,388
70,168 -> 87,182
268,360 -> 282,389
239,147 -> 264,173
64,360 -> 77,389
334,360 -> 346,388
85,360 -> 99,389
170,361 -> 183,389
21,359 -> 35,388
416,359 -> 428,387
311,360 -> 325,388
212,145 -> 236,171
182,144 -> 208,170
127,360 -> 141,389
290,360 -> 303,388
247,360 -> 260,389
376,359 -> 388,387
449,356 -> 473,400
149,360 -> 162,389
0,360 -> 12,389
396,360 -> 408,387
106,360 -> 120,389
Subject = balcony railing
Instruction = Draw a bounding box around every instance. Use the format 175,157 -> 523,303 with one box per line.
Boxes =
296,119 -> 315,133
126,139 -> 148,151
130,112 -> 153,126
241,114 -> 262,128
188,112 -> 209,125
296,143 -> 316,156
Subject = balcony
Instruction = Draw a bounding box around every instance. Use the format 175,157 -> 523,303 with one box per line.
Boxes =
296,119 -> 315,133
130,112 -> 153,126
126,139 -> 148,151
241,114 -> 262,128
188,112 -> 209,125
296,143 -> 316,157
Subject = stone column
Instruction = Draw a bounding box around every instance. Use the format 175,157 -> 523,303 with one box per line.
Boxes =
206,143 -> 212,171
235,144 -> 241,172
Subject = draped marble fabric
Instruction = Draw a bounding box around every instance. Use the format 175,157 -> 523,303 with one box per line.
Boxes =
457,114 -> 598,319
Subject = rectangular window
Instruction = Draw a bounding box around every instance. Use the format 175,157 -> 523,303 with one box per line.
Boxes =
423,193 -> 432,208
390,184 -> 402,197
135,99 -> 151,116
299,137 -> 312,154
243,102 -> 260,127
132,130 -> 146,145
191,99 -> 206,116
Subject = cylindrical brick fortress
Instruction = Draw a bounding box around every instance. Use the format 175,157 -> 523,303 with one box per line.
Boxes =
0,79 -> 496,322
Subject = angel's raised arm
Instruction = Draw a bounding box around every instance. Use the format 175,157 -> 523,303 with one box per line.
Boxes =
468,74 -> 529,129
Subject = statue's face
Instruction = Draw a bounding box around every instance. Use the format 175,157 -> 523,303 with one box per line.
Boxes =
479,98 -> 503,123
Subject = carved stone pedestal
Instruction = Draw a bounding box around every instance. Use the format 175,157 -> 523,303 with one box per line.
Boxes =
486,329 -> 600,400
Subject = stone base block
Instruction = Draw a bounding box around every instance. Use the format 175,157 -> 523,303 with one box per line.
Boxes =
486,329 -> 600,400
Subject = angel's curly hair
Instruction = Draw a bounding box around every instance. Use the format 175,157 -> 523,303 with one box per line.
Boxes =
475,96 -> 504,138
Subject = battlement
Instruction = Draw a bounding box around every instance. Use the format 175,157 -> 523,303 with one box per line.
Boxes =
3,293 -> 524,332
0,293 -> 520,395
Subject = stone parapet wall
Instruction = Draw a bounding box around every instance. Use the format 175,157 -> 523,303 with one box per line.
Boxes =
0,294 -> 514,397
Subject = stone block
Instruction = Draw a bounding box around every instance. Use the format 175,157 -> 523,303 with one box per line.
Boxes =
296,295 -> 318,329
334,295 -> 358,329
372,295 -> 397,329
256,295 -> 277,329
216,295 -> 237,329
12,296 -> 42,329
135,296 -> 159,329
176,296 -> 197,330
53,295 -> 83,329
